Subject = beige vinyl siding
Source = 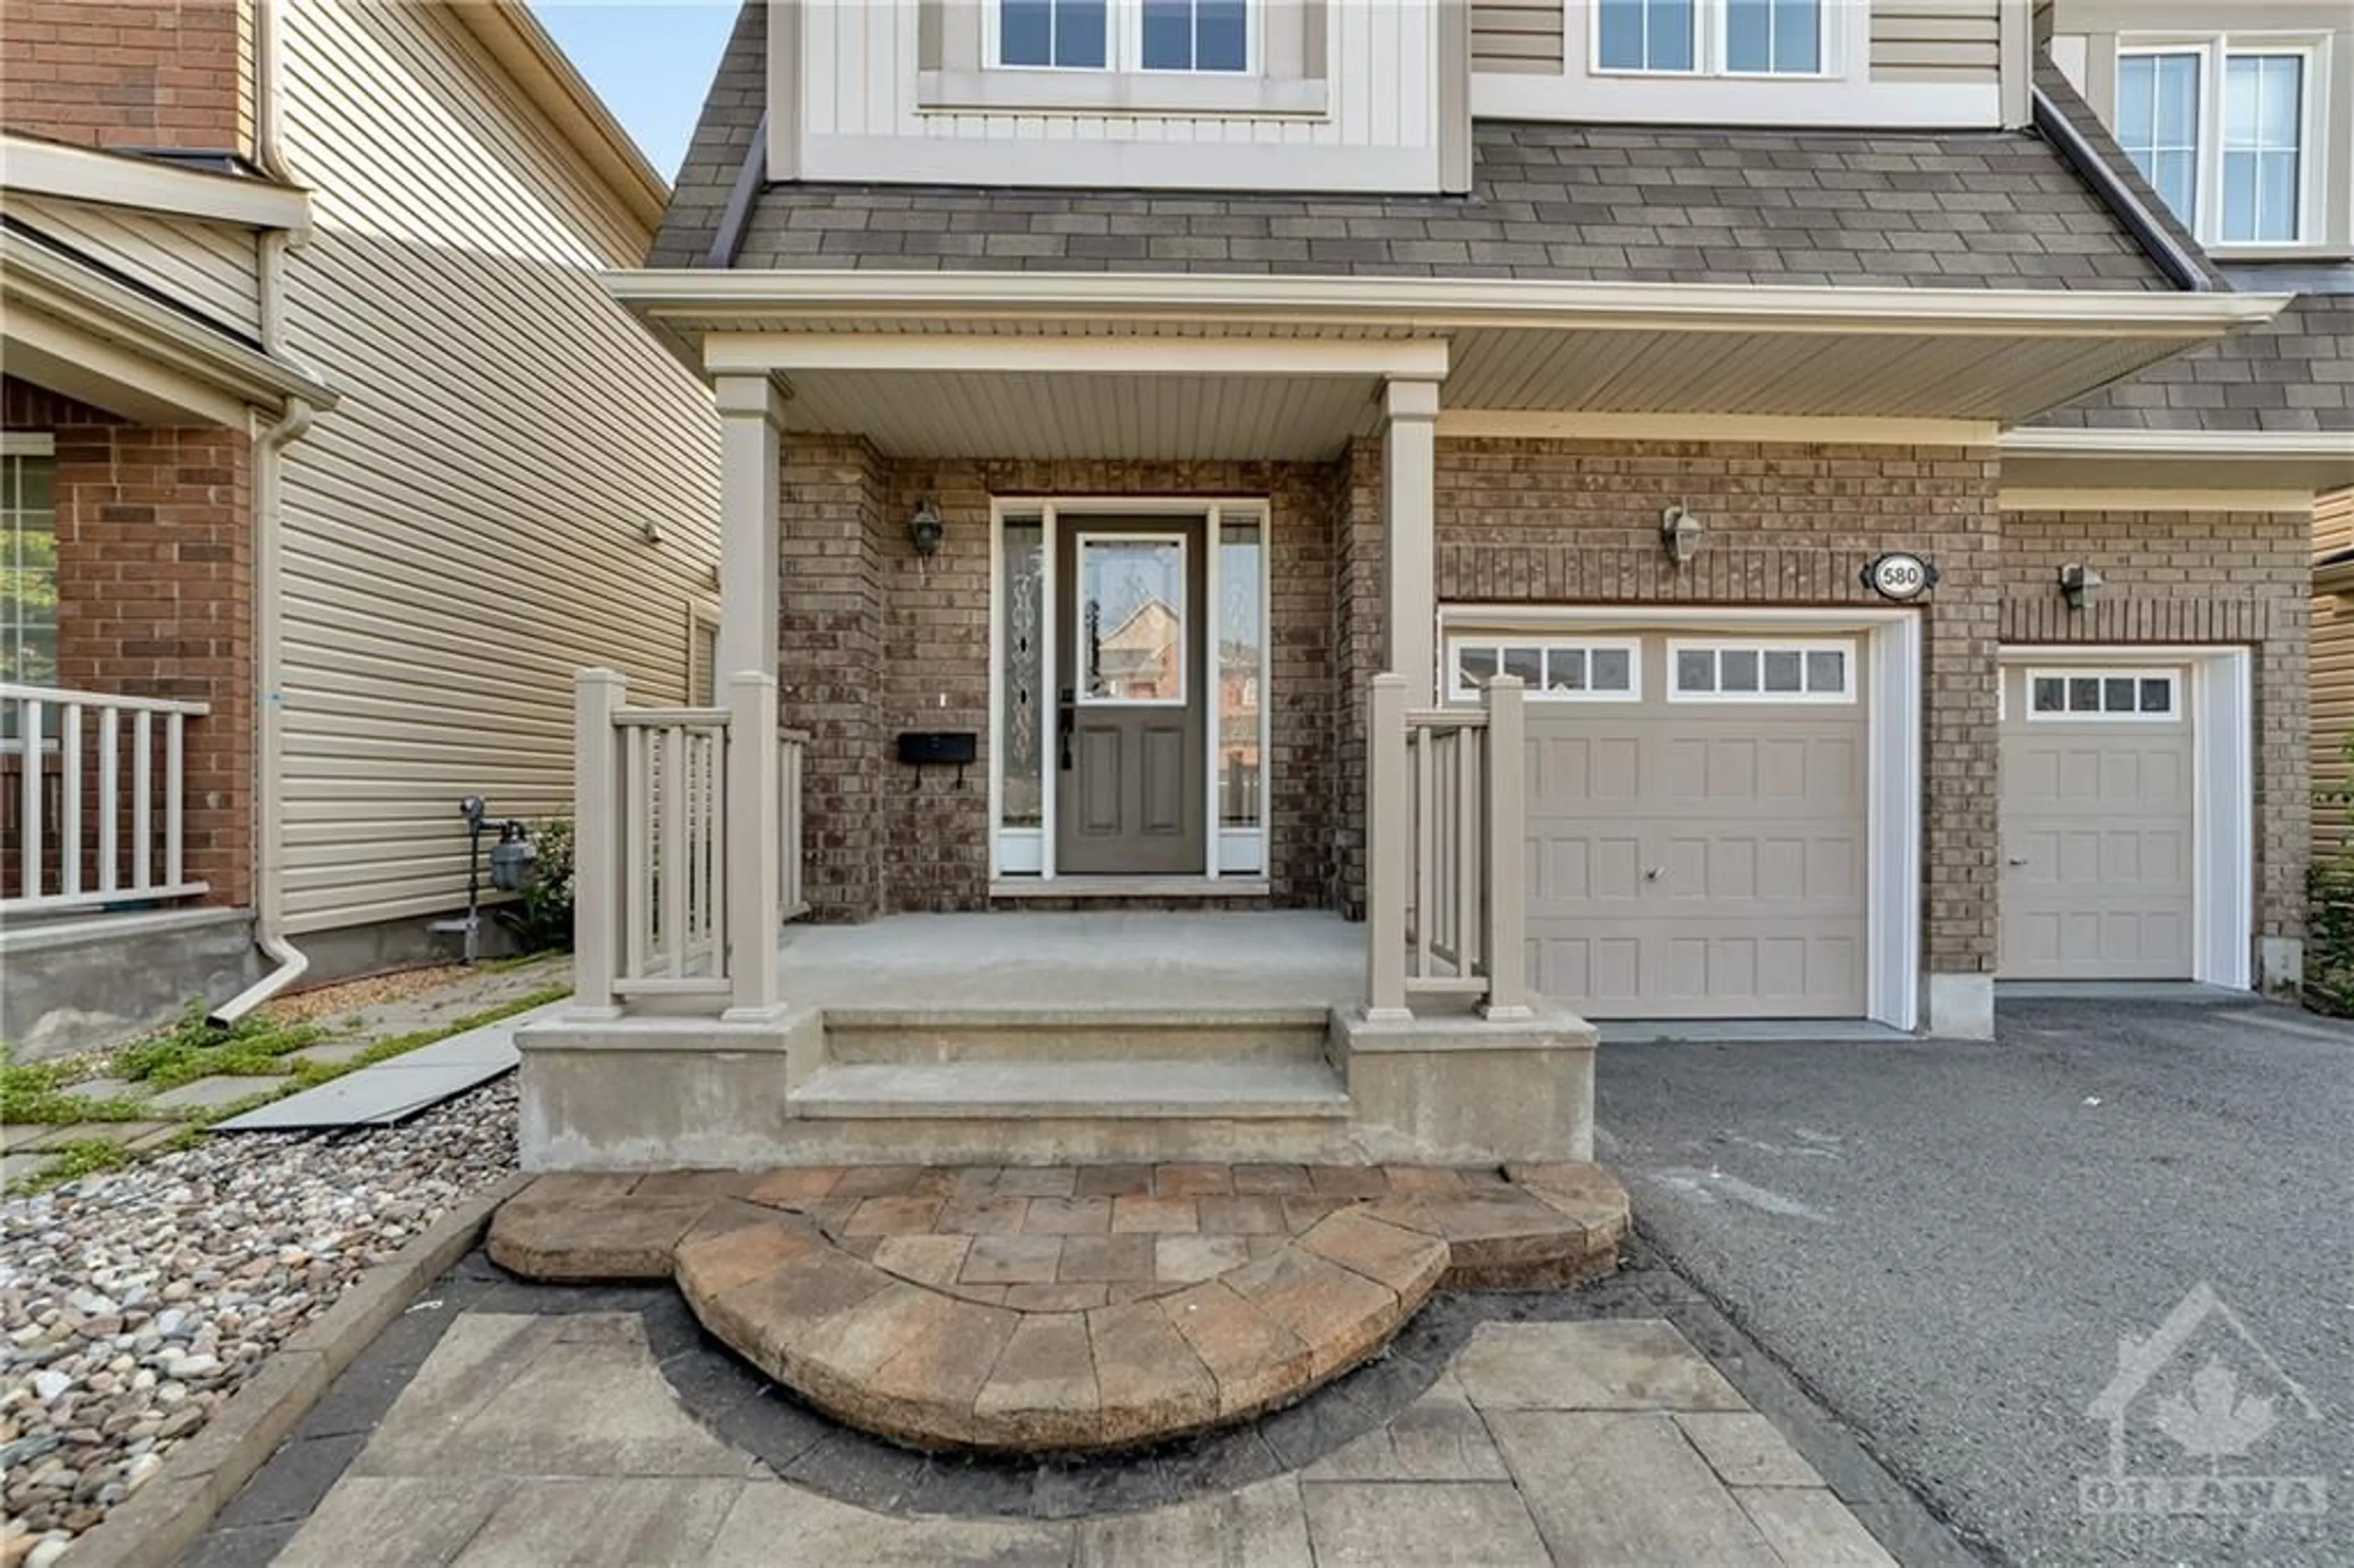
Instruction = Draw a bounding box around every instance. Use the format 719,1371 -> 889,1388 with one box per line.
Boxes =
273,1 -> 718,934
2315,487 -> 2354,859
1872,0 -> 2003,82
1473,2 -> 1564,75
8,195 -> 261,337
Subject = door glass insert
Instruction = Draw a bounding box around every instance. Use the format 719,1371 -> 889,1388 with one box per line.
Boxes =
1001,514 -> 1045,828
1078,535 -> 1185,703
2024,668 -> 2180,720
1219,518 -> 1262,834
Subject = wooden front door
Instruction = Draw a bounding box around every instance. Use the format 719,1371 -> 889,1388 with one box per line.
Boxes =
1055,516 -> 1207,875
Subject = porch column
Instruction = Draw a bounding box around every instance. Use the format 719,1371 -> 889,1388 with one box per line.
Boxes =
714,372 -> 788,685
1382,376 -> 1441,703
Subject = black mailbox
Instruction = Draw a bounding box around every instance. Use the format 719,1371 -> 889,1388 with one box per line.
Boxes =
897,731 -> 978,767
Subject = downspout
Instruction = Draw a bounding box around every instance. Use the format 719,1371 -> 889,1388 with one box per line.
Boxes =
211,0 -> 324,1024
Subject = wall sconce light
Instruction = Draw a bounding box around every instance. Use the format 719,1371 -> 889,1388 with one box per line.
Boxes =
909,497 -> 945,558
1661,504 -> 1703,568
2059,562 -> 2103,611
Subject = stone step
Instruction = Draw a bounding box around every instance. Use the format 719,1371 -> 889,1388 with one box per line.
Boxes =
787,1059 -> 1354,1121
821,1007 -> 1332,1065
486,1162 -> 1631,1452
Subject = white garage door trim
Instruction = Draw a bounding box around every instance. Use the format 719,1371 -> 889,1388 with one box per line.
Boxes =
1998,645 -> 2252,991
1442,605 -> 1921,1030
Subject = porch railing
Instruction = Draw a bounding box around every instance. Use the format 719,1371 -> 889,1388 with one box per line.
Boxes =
1,684 -> 211,918
572,669 -> 808,1017
1366,672 -> 1530,1021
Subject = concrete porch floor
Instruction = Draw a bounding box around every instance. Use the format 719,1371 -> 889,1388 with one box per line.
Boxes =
774,911 -> 1363,1012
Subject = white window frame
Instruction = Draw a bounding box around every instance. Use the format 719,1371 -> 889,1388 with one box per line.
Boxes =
2114,32 -> 2327,252
1591,0 -> 1838,83
1666,639 -> 1858,704
1445,635 -> 1643,704
2114,46 -> 2205,229
2022,667 -> 2183,724
988,0 -> 1259,75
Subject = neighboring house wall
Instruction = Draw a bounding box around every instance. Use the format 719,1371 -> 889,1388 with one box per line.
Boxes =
270,1 -> 720,937
0,0 -> 250,153
1,376 -> 255,911
2000,506 -> 2310,945
2314,487 -> 2354,857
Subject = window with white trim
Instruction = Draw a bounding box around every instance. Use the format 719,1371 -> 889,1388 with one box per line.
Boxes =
1669,641 -> 1853,702
2027,670 -> 2179,720
2116,37 -> 2317,248
1596,0 -> 1826,78
1449,637 -> 1640,702
997,0 -> 1250,72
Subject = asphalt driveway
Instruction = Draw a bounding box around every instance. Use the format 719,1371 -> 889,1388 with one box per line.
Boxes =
1598,995 -> 2353,1567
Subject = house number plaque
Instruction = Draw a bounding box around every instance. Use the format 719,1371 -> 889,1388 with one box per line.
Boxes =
1862,552 -> 1938,601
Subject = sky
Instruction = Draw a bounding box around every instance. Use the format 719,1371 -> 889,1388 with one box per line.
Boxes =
529,2 -> 739,182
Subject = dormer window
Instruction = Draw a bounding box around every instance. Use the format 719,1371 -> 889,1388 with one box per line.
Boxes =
2116,36 -> 2318,249
993,0 -> 1252,74
1596,0 -> 1826,78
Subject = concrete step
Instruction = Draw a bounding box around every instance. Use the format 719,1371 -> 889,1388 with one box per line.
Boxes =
787,1058 -> 1354,1121
821,1007 -> 1333,1065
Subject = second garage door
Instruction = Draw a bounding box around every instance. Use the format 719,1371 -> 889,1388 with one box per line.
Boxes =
1470,631 -> 1870,1019
1998,661 -> 2195,979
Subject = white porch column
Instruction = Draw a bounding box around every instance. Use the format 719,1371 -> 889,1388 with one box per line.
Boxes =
713,372 -> 788,685
1382,376 -> 1441,702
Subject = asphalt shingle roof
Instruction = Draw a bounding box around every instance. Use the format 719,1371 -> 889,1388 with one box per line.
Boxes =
2027,289 -> 2354,434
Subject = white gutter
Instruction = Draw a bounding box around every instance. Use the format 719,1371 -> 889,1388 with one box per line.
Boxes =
0,132 -> 310,229
210,0 -> 329,1026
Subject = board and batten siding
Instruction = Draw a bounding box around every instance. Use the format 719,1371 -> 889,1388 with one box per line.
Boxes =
273,1 -> 718,935
2314,486 -> 2354,858
1871,0 -> 2003,82
9,195 -> 261,338
794,0 -> 1444,191
1472,1 -> 1565,74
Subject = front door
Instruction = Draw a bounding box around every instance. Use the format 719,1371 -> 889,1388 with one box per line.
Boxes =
1056,517 -> 1207,875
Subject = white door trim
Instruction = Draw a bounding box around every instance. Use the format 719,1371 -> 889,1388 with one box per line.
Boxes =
1441,603 -> 1922,1030
1997,644 -> 2253,991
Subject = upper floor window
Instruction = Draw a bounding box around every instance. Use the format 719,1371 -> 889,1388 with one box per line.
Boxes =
997,0 -> 1250,74
2116,39 -> 2315,248
1596,0 -> 1824,78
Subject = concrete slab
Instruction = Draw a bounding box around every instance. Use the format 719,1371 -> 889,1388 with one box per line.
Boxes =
1075,1475 -> 1311,1567
1994,980 -> 2247,1004
1453,1319 -> 1746,1412
1735,1485 -> 1901,1566
1487,1410 -> 1780,1567
450,1477 -> 745,1567
776,910 -> 1360,1011
1,1152 -> 53,1184
149,1075 -> 279,1111
1299,1376 -> 1509,1482
216,1001 -> 561,1132
1675,1411 -> 1826,1488
270,1477 -> 514,1568
1300,1480 -> 1550,1568
1598,1019 -> 1913,1045
700,1482 -> 1073,1567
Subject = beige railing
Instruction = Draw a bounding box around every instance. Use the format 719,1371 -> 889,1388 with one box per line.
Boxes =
572,669 -> 807,1016
1,684 -> 211,918
1366,672 -> 1529,1021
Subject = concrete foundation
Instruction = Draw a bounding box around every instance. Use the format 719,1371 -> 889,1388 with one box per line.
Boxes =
295,905 -> 528,984
1333,1003 -> 1598,1165
1924,973 -> 1997,1040
0,907 -> 259,1060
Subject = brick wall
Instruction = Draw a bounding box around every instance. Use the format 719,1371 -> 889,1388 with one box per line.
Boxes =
1330,438 -> 1382,916
4,377 -> 254,909
776,451 -> 1341,917
1432,438 -> 2006,976
2001,507 -> 2310,943
0,0 -> 248,151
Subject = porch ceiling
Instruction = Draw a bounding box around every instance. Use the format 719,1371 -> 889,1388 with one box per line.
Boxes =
614,272 -> 2290,451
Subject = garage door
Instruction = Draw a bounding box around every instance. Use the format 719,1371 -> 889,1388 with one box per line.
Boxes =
1999,663 -> 2194,979
1463,632 -> 1869,1018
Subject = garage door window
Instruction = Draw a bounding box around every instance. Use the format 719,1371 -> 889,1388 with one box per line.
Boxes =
1449,637 -> 1639,702
1669,641 -> 1853,702
2027,669 -> 2177,720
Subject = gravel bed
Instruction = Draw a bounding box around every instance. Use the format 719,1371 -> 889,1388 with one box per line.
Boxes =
0,1077 -> 519,1560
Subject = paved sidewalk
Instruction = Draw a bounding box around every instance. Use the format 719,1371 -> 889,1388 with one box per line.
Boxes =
199,1303 -> 1895,1566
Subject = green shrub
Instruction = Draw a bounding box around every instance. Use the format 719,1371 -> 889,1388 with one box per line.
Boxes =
497,816 -> 576,954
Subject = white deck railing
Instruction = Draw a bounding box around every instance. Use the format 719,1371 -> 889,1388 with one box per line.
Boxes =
573,669 -> 807,1016
1,684 -> 211,918
1366,673 -> 1530,1021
